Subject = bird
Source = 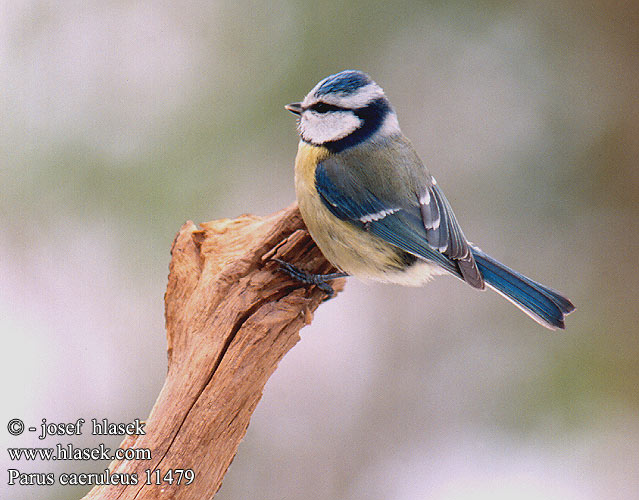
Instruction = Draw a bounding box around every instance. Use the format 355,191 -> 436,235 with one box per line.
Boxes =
279,69 -> 575,329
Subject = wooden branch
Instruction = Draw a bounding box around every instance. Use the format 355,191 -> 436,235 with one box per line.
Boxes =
83,202 -> 345,500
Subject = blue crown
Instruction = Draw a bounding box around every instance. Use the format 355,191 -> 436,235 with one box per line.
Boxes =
314,70 -> 372,97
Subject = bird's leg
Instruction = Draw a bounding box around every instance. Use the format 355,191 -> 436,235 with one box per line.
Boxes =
272,258 -> 348,298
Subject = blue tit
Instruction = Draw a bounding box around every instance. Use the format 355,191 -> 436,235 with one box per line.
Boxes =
282,69 -> 575,329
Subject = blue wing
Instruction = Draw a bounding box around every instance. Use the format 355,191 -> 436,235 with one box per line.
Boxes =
314,155 -> 574,329
315,156 -> 482,285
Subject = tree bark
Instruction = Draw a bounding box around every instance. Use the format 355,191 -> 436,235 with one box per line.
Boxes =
82,202 -> 345,499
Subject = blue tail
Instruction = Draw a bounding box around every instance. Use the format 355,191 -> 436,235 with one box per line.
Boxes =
471,248 -> 575,330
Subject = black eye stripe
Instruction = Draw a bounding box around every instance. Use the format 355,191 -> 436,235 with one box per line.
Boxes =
309,102 -> 344,113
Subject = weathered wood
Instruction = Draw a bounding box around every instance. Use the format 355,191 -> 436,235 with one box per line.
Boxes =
83,202 -> 344,499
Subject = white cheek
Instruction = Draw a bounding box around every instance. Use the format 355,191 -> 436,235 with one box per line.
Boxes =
300,111 -> 362,144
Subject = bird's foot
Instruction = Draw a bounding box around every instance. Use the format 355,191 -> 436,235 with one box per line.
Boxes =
272,258 -> 348,298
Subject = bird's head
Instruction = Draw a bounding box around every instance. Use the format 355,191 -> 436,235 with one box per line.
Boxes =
286,70 -> 401,152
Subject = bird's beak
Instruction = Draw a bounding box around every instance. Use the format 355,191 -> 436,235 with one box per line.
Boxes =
285,102 -> 303,115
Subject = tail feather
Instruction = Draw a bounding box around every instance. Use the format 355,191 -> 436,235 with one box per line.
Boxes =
472,248 -> 575,330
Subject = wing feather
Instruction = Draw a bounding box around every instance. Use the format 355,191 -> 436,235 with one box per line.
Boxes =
315,152 -> 484,289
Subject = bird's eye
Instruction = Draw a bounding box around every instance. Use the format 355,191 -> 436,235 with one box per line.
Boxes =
310,102 -> 341,114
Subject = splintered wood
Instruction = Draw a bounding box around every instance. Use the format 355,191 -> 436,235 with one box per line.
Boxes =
83,202 -> 344,500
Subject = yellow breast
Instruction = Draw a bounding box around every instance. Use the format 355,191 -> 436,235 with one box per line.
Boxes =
294,141 -> 330,189
293,142 -> 431,283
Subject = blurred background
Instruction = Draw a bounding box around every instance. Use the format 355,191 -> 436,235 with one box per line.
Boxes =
2,0 -> 638,499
